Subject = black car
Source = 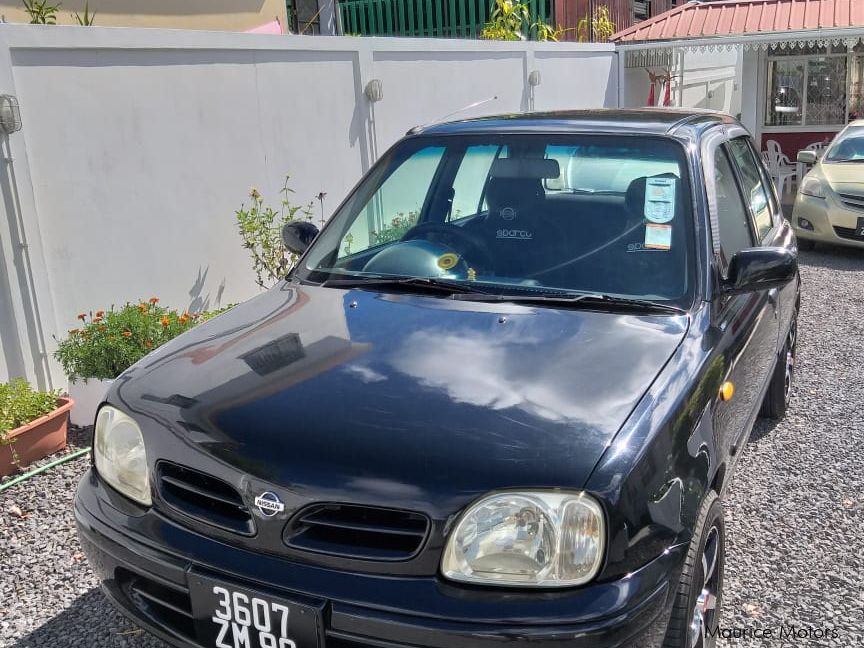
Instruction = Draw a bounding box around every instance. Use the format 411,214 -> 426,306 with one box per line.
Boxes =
76,109 -> 800,648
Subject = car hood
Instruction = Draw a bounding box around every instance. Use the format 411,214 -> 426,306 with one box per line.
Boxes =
821,163 -> 864,187
113,283 -> 688,512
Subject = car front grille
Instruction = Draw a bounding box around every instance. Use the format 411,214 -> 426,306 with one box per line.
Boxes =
284,503 -> 430,561
837,192 -> 864,211
156,461 -> 254,535
119,569 -> 195,640
833,226 -> 864,241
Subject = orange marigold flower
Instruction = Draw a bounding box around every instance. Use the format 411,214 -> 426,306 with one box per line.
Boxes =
144,340 -> 152,348
138,303 -> 148,312
94,315 -> 103,322
77,313 -> 86,321
69,328 -> 79,335
95,310 -> 105,318
161,317 -> 170,327
122,330 -> 132,337
98,325 -> 106,332
149,297 -> 159,304
179,313 -> 189,324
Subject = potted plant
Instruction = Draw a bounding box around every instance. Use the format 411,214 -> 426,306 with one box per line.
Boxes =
0,378 -> 73,476
54,299 -> 199,427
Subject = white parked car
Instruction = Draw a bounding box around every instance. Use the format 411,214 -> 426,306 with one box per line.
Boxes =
793,120 -> 864,250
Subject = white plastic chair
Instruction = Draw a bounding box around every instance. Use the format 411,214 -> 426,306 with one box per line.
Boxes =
795,141 -> 828,184
763,140 -> 797,196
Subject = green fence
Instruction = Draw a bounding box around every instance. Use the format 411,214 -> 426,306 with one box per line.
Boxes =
338,0 -> 553,39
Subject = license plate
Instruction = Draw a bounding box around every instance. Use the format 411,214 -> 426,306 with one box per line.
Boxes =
857,217 -> 864,238
188,571 -> 322,648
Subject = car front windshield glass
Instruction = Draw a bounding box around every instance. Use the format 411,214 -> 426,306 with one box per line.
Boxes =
824,127 -> 864,162
299,134 -> 695,307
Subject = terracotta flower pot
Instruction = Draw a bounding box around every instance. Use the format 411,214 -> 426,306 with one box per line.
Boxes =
69,378 -> 114,427
0,397 -> 74,477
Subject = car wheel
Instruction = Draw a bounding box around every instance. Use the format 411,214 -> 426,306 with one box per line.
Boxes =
797,238 -> 816,251
759,311 -> 797,419
663,492 -> 724,648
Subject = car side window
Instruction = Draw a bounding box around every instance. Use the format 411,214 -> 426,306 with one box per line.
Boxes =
713,146 -> 756,269
728,137 -> 774,240
749,138 -> 780,224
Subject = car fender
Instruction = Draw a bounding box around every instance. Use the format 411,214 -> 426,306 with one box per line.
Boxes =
585,305 -> 726,580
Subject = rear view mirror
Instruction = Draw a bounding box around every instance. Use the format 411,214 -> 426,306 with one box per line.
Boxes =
723,247 -> 797,295
282,221 -> 319,255
796,150 -> 818,164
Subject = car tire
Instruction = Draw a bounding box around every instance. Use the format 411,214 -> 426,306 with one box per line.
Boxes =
662,492 -> 724,648
759,311 -> 797,419
797,239 -> 816,251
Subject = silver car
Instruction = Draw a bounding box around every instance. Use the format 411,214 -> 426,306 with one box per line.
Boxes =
792,120 -> 864,250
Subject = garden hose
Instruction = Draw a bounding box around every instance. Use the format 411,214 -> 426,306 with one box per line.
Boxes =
0,447 -> 91,494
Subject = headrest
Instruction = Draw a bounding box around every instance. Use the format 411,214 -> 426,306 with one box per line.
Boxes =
485,176 -> 543,217
490,157 -> 560,179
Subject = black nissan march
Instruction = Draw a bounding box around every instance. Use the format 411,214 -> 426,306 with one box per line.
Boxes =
76,110 -> 800,648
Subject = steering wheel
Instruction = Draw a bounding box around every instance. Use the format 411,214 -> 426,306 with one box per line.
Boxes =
401,222 -> 495,271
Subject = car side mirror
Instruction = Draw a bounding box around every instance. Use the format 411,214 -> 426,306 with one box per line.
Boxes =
797,150 -> 818,164
282,221 -> 319,255
723,247 -> 797,295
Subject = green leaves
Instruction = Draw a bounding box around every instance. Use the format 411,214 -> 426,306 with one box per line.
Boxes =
53,301 -> 209,381
236,176 -> 314,289
0,379 -> 60,440
370,211 -> 418,245
73,1 -> 96,26
22,0 -> 61,25
480,0 -> 530,41
577,6 -> 616,43
480,1 -> 564,42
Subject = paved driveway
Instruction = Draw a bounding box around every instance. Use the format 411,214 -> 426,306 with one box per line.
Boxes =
2,249 -> 862,647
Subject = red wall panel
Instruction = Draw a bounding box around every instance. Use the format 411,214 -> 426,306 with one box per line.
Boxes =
760,132 -> 839,159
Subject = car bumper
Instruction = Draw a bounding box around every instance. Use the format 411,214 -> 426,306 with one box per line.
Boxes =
75,469 -> 684,648
792,192 -> 864,248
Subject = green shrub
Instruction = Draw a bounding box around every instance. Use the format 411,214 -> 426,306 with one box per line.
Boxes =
370,212 -> 418,246
53,299 -> 203,381
0,378 -> 61,442
236,177 -> 314,289
22,0 -> 60,24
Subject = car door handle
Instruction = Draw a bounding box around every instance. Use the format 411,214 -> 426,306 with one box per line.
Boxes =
768,288 -> 779,306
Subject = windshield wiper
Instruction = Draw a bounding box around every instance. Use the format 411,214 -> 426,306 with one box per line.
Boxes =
321,276 -> 491,295
452,291 -> 686,314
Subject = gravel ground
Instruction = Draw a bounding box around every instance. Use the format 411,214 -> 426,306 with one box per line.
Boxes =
1,247 -> 863,647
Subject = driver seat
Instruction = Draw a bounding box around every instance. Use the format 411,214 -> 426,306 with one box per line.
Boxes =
470,176 -> 564,278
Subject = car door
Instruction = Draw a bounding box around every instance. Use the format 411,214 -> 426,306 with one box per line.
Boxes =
739,135 -> 799,340
727,135 -> 797,338
706,134 -> 781,457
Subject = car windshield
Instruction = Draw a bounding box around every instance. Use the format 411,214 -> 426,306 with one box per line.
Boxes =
299,133 -> 695,307
824,127 -> 864,162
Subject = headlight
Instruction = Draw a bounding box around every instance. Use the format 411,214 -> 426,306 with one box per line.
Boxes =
441,491 -> 605,587
799,175 -> 827,199
94,406 -> 151,506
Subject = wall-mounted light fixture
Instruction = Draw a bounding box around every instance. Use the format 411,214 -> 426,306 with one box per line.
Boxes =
528,70 -> 542,88
0,95 -> 22,134
364,79 -> 384,103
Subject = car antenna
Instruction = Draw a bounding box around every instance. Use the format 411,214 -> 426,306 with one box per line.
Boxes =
406,96 -> 498,135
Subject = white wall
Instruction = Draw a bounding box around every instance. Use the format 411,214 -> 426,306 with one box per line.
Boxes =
0,25 -> 617,388
620,47 -> 741,119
